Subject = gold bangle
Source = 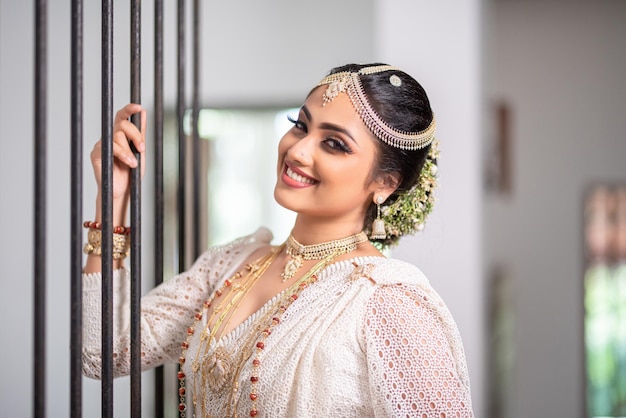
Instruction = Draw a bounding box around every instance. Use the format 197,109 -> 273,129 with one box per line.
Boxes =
83,228 -> 130,259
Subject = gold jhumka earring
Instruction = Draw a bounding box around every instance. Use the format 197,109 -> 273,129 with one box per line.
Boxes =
370,196 -> 387,240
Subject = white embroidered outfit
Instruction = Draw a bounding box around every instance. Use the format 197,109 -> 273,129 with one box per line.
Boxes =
83,228 -> 473,417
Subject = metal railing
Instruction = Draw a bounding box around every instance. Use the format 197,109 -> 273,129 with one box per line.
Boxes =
34,0 -> 201,416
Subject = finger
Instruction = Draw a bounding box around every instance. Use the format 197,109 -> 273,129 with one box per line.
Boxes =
112,129 -> 138,167
90,139 -> 102,161
115,118 -> 143,150
129,110 -> 147,153
114,103 -> 142,126
139,109 -> 147,152
116,117 -> 145,155
113,141 -> 138,168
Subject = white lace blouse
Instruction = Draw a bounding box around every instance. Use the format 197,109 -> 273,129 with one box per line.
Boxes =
82,228 -> 473,417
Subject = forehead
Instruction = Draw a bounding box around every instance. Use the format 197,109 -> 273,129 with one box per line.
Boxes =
303,86 -> 376,142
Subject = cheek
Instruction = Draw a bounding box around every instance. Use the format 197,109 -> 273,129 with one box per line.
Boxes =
320,163 -> 373,194
276,135 -> 291,163
278,131 -> 298,153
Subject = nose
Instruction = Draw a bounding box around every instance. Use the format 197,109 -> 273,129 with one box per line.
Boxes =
286,135 -> 315,166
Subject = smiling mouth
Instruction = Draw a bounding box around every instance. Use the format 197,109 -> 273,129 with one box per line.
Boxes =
285,165 -> 318,185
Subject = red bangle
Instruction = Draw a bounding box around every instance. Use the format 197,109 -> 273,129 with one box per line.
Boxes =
83,221 -> 131,235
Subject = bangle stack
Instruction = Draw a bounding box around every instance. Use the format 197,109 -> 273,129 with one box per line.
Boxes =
83,221 -> 130,259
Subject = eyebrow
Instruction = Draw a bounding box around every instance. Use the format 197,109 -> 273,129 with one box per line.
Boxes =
301,105 -> 358,145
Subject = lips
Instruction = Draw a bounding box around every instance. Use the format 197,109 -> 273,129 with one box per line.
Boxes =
282,163 -> 318,187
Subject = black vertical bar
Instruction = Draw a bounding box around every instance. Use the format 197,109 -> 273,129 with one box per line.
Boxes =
191,0 -> 201,259
70,0 -> 83,416
177,2 -> 186,416
129,1 -> 142,417
153,0 -> 165,416
101,0 -> 114,416
177,0 -> 186,273
34,0 -> 47,416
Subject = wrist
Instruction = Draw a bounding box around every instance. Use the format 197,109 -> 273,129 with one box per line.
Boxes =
95,192 -> 129,225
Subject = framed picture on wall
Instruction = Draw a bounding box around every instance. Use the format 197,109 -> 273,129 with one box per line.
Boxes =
485,101 -> 513,196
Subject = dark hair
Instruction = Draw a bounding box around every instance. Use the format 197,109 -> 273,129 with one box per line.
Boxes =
326,63 -> 435,241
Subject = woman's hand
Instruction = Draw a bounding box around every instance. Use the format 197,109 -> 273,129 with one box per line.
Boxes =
90,103 -> 147,229
90,103 -> 147,201
84,104 -> 147,273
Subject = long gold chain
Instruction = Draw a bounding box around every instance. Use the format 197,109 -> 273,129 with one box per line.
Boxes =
178,245 -> 283,418
230,249 -> 344,416
202,245 -> 282,348
180,234 -> 366,417
195,245 -> 283,418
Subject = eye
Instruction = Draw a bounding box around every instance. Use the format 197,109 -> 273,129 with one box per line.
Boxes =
323,137 -> 353,154
287,115 -> 307,133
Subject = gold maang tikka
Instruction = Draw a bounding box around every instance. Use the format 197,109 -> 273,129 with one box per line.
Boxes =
318,65 -> 436,151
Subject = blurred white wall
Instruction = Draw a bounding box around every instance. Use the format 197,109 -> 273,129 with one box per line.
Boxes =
485,0 -> 626,417
374,1 -> 486,417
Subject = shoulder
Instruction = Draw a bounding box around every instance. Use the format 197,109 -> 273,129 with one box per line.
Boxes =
357,258 -> 472,393
351,257 -> 430,289
362,258 -> 456,326
352,257 -> 454,331
216,226 -> 274,249
208,226 -> 272,253
190,227 -> 273,269
354,257 -> 464,346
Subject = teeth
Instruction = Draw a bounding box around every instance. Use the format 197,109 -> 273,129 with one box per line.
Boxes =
286,167 -> 316,184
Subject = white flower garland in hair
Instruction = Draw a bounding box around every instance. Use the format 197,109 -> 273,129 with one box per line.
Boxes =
368,139 -> 440,249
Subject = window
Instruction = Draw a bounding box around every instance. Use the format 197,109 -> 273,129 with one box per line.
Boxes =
163,107 -> 299,274
584,185 -> 626,417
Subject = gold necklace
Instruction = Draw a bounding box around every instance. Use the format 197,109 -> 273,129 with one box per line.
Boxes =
178,245 -> 284,418
281,231 -> 368,281
201,246 -> 282,348
179,235 -> 366,416
232,249 -> 344,417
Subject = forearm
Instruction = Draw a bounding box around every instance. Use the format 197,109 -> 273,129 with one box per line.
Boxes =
82,268 -> 180,379
82,245 -> 226,379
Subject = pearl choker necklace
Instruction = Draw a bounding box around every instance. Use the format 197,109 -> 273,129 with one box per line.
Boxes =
281,231 -> 368,281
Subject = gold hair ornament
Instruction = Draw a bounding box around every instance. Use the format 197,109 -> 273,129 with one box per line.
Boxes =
318,65 -> 436,150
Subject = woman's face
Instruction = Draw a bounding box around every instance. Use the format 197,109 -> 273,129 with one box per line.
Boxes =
274,86 -> 389,226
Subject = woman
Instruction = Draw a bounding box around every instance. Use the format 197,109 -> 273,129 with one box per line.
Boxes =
83,63 -> 474,417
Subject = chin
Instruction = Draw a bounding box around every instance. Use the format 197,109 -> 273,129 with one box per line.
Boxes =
274,186 -> 316,217
273,186 -> 292,211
